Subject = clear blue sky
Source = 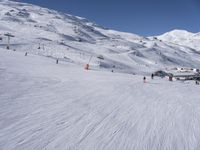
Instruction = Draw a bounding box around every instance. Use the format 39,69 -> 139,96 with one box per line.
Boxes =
20,0 -> 200,36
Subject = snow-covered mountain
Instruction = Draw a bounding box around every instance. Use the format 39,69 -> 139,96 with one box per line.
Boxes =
157,29 -> 200,51
0,0 -> 200,74
1,1 -> 200,150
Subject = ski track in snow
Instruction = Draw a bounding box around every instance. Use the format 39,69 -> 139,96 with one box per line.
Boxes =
0,50 -> 200,150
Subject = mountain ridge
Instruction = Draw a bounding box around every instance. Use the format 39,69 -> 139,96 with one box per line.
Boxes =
0,0 -> 200,74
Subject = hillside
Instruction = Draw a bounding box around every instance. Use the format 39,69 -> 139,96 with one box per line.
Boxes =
0,0 -> 200,74
1,1 -> 200,150
0,49 -> 200,150
156,29 -> 200,51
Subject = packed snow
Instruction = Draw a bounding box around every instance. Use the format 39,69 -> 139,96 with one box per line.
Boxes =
0,49 -> 200,150
0,0 -> 200,150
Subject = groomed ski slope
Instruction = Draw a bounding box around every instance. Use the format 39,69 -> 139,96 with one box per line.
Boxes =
0,50 -> 200,150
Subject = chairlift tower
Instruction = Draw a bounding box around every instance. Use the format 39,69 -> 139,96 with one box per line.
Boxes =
43,44 -> 45,51
4,33 -> 14,50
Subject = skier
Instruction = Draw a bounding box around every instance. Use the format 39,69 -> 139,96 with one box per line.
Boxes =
56,59 -> 59,64
143,76 -> 146,83
196,80 -> 199,85
84,64 -> 89,70
25,52 -> 28,56
169,76 -> 173,81
151,73 -> 154,79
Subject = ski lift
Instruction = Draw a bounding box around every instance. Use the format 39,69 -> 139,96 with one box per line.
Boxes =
4,33 -> 15,49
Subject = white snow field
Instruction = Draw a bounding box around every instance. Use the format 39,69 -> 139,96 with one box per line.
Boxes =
0,0 -> 200,150
0,49 -> 200,150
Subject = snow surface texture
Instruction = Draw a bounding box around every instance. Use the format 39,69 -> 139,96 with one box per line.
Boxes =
0,49 -> 200,150
0,0 -> 200,74
0,1 -> 200,150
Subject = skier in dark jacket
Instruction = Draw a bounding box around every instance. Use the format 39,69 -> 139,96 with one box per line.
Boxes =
143,76 -> 146,83
151,74 -> 154,79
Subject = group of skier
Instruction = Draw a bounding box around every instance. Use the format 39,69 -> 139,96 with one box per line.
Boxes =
143,74 -> 154,83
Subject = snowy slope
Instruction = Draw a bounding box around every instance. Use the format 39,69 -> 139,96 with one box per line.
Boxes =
1,1 -> 200,149
0,0 -> 200,74
0,48 -> 200,150
156,29 -> 200,51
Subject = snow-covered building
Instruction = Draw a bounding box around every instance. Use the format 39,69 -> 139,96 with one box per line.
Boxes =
154,68 -> 200,81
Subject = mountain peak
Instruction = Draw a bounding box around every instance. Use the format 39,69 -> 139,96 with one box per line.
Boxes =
161,29 -> 194,37
156,29 -> 200,52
